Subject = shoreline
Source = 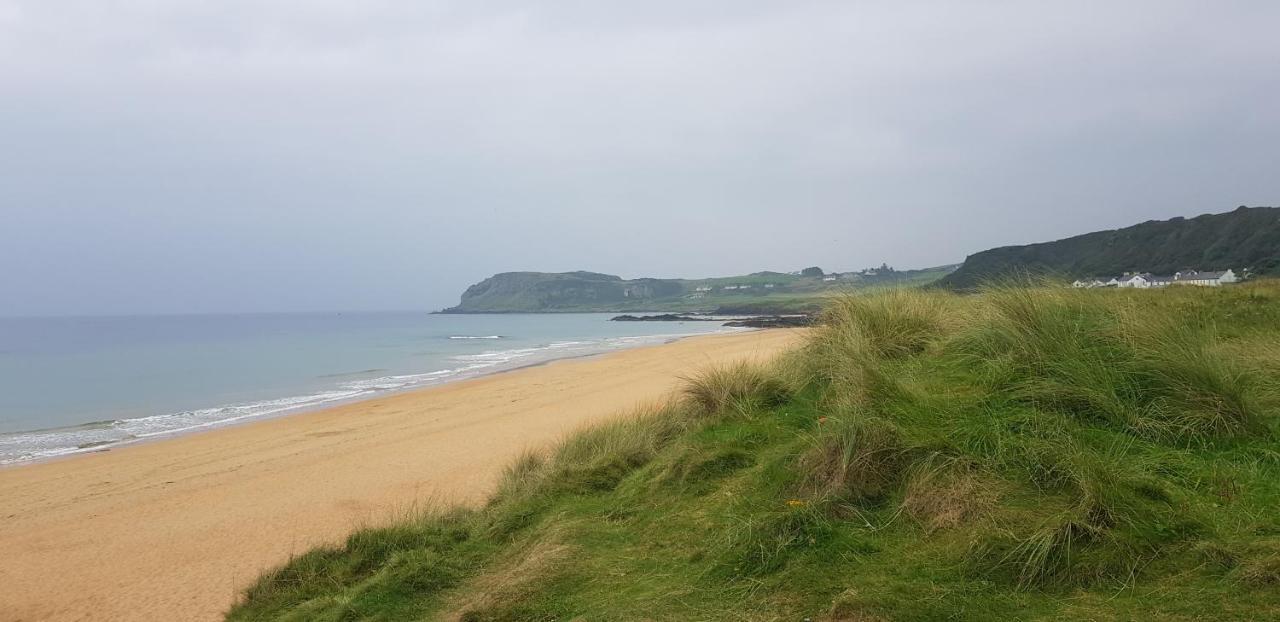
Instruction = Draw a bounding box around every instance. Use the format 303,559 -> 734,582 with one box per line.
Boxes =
0,327 -> 747,469
0,328 -> 805,622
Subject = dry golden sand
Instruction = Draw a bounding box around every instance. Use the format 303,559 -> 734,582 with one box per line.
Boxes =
0,329 -> 804,622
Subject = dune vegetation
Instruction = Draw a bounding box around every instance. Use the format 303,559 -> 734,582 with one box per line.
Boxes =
230,281 -> 1280,621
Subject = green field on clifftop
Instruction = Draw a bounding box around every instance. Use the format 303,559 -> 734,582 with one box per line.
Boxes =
441,265 -> 958,314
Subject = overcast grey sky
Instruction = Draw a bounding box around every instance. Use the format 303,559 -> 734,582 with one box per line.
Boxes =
2,1 -> 1277,315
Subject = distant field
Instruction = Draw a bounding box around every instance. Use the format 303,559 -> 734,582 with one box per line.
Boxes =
443,264 -> 960,313
654,265 -> 958,313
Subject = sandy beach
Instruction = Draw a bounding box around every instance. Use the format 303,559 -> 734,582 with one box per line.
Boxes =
0,328 -> 804,622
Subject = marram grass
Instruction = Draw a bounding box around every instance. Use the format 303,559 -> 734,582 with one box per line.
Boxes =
230,281 -> 1280,621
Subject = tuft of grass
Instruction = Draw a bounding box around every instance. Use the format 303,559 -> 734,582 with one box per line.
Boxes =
901,456 -> 998,532
964,440 -> 1197,590
1234,553 -> 1280,587
796,414 -> 910,503
819,289 -> 957,360
681,361 -> 790,417
488,449 -> 545,505
714,501 -> 839,578
794,291 -> 956,407
544,408 -> 682,494
655,445 -> 756,494
1130,322 -> 1266,441
482,402 -> 688,537
446,537 -> 576,621
228,508 -> 482,621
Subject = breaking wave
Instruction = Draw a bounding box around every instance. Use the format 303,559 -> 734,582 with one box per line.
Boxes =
0,327 -> 743,465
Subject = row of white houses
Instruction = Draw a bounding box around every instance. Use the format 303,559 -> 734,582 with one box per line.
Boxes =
688,283 -> 781,297
716,283 -> 778,291
1072,269 -> 1239,289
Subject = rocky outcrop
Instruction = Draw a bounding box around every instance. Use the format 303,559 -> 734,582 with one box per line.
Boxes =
610,314 -> 716,322
721,315 -> 815,328
609,313 -> 815,328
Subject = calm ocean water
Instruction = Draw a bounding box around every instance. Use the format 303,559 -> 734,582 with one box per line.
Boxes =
0,313 -> 740,465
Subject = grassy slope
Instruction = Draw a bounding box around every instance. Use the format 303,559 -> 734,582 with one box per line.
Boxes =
231,282 -> 1280,621
534,266 -> 956,314
939,206 -> 1280,290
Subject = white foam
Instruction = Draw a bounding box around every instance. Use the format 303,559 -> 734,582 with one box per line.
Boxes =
0,326 -> 747,465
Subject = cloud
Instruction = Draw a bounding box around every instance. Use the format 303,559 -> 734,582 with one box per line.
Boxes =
1,1 -> 1278,314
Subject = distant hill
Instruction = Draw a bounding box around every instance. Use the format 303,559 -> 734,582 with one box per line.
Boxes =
440,265 -> 959,313
939,206 -> 1280,290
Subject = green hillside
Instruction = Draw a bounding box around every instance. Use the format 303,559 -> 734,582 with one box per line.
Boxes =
232,282 -> 1280,621
940,206 -> 1280,290
441,265 -> 958,313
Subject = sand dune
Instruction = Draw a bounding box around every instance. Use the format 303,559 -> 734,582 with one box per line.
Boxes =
0,329 -> 804,622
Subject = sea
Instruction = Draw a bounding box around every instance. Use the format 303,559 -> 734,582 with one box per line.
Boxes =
0,312 -> 742,465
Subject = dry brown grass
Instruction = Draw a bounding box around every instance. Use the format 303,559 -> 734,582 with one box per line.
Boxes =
825,588 -> 892,622
797,416 -> 908,501
444,535 -> 576,621
901,462 -> 998,533
1234,551 -> 1280,587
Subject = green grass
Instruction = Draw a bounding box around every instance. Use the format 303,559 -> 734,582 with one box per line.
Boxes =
444,265 -> 958,314
230,281 -> 1280,621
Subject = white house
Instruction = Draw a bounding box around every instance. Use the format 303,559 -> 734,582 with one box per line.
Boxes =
1072,276 -> 1121,288
1122,274 -> 1177,288
1121,270 -> 1239,289
1119,273 -> 1154,288
1173,269 -> 1238,287
1102,269 -> 1239,289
